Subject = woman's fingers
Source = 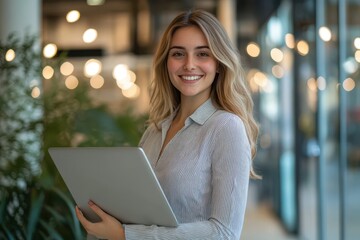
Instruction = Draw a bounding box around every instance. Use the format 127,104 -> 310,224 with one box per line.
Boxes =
88,200 -> 107,220
76,206 -> 96,234
75,206 -> 85,221
75,203 -> 125,240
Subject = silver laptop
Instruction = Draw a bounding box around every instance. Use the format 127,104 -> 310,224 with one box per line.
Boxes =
48,147 -> 178,227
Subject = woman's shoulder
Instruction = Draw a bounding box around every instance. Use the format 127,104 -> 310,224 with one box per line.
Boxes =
211,110 -> 244,125
205,109 -> 246,133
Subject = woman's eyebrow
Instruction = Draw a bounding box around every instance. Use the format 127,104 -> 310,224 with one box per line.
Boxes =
169,45 -> 210,50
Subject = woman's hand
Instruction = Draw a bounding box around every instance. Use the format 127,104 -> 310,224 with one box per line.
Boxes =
76,201 -> 125,240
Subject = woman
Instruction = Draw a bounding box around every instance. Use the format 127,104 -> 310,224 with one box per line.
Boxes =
76,9 -> 259,240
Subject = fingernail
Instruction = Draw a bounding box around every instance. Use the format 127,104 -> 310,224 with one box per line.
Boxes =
88,200 -> 94,206
76,206 -> 82,214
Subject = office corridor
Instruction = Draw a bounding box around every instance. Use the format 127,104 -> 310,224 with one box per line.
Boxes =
241,184 -> 296,240
241,162 -> 360,240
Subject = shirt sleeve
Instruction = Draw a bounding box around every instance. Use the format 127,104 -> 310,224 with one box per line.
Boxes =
125,114 -> 251,240
209,114 -> 251,239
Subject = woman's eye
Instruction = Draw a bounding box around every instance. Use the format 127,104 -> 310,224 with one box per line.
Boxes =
198,52 -> 210,57
170,52 -> 184,57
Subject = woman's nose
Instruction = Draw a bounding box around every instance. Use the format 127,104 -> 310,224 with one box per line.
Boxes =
183,56 -> 195,70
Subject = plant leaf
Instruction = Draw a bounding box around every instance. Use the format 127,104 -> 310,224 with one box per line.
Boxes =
0,225 -> 16,240
26,191 -> 45,240
39,219 -> 62,240
52,188 -> 83,239
0,192 -> 8,224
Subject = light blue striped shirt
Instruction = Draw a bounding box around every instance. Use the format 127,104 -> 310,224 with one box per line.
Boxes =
124,99 -> 251,240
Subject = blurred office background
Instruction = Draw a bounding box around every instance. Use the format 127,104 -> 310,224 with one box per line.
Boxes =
0,0 -> 359,239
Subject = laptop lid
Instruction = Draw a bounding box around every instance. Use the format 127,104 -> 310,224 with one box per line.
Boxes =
48,147 -> 178,227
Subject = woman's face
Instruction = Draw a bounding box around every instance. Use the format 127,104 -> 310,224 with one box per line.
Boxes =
167,26 -> 218,103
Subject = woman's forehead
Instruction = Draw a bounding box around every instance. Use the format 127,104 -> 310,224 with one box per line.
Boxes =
170,26 -> 208,47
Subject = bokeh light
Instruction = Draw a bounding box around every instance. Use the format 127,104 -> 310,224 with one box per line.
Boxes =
297,40 -> 309,56
122,84 -> 140,99
319,26 -> 332,42
84,59 -> 102,77
354,37 -> 360,49
31,87 -> 41,98
90,75 -> 105,89
5,49 -> 16,61
285,33 -> 295,49
83,28 -> 98,43
42,66 -> 54,79
60,61 -> 74,76
65,75 -> 79,89
43,43 -> 57,58
66,10 -> 80,23
270,48 -> 284,63
343,78 -> 356,92
246,42 -> 260,57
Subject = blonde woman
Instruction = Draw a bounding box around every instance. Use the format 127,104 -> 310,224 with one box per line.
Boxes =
76,9 -> 259,240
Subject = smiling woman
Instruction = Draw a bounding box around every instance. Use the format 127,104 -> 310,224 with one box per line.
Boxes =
75,9 -> 259,240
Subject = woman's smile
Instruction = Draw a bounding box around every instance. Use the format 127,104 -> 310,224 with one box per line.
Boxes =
179,75 -> 203,81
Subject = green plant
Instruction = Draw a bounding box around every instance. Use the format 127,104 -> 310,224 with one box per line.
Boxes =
1,33 -> 147,239
0,33 -> 50,239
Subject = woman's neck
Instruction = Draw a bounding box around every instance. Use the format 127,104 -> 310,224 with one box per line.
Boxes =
176,96 -> 210,123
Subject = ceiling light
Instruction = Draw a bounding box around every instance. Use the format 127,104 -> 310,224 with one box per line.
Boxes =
43,43 -> 57,58
84,59 -> 102,77
319,26 -> 332,42
66,10 -> 80,23
87,0 -> 105,6
354,37 -> 360,49
83,28 -> 98,43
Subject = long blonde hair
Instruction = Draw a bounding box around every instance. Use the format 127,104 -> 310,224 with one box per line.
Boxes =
148,9 -> 260,179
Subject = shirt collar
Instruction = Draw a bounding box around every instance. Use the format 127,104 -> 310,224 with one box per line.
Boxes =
161,98 -> 218,130
189,98 -> 218,125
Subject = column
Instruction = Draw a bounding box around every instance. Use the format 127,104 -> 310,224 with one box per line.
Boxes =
0,0 -> 42,176
217,0 -> 237,44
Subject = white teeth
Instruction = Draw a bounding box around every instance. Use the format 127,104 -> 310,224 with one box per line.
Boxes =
181,75 -> 201,81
